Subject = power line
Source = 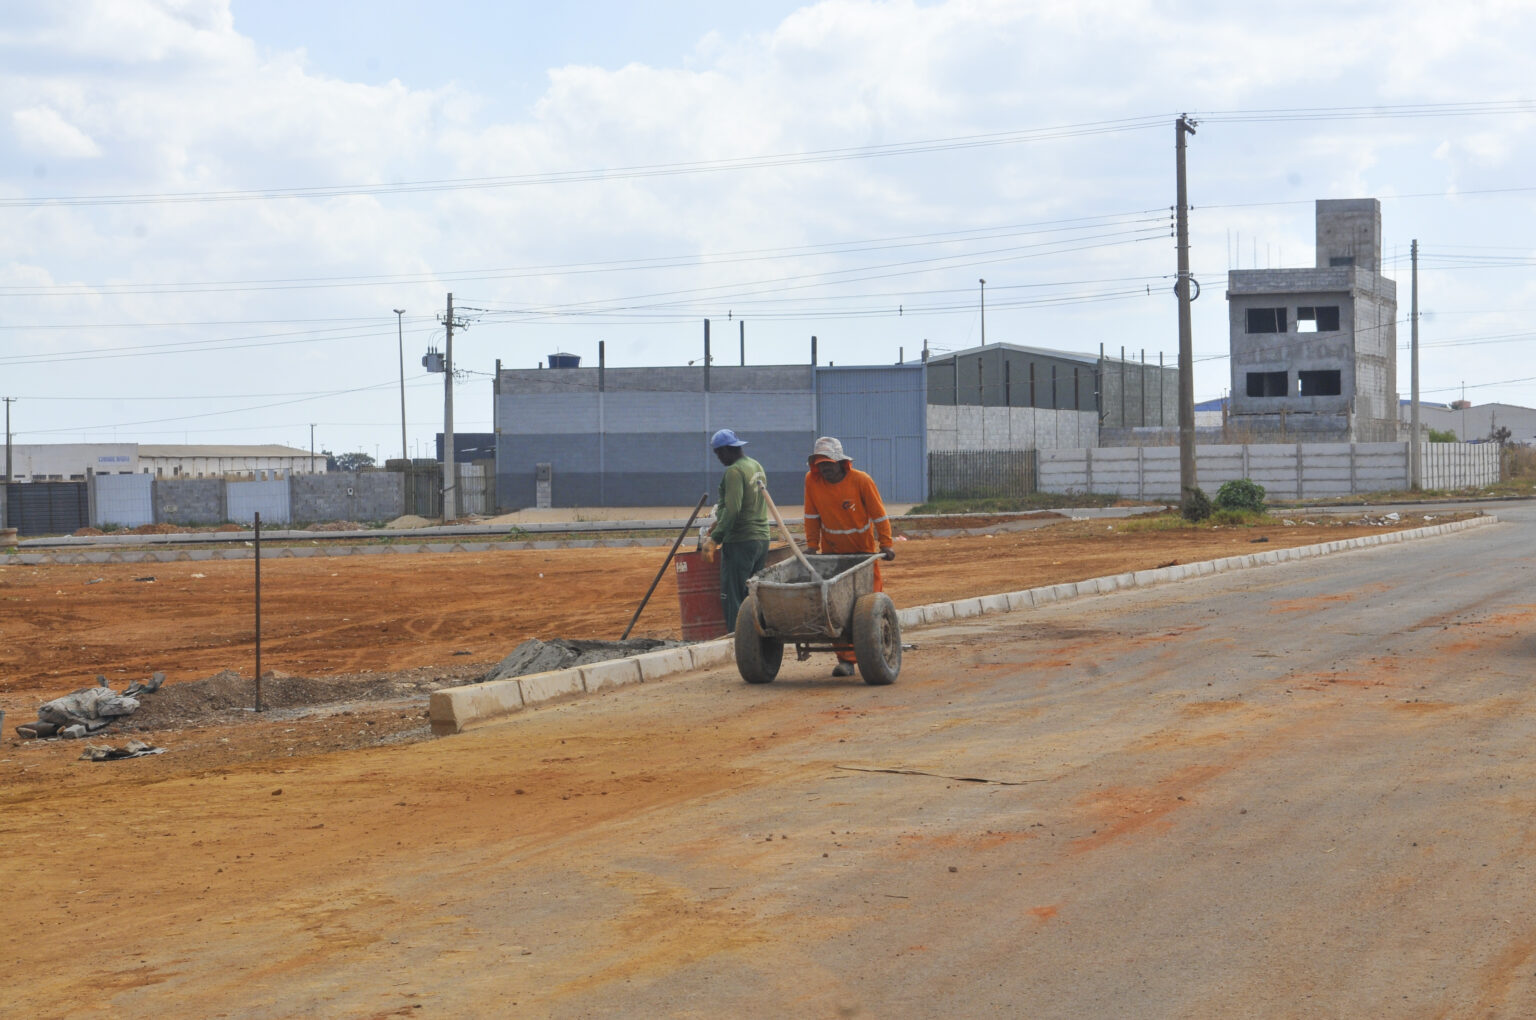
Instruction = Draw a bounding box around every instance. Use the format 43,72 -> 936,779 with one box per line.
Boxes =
7,100 -> 1532,211
0,117 -> 1171,209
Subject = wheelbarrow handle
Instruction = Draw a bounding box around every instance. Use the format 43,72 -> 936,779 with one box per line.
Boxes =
755,477 -> 819,580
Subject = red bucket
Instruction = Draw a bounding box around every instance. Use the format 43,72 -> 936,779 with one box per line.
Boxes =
674,549 -> 727,641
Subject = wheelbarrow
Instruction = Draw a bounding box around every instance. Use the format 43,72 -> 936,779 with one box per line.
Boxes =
733,553 -> 901,686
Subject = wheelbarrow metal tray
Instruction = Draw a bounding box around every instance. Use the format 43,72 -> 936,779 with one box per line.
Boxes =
749,554 -> 878,639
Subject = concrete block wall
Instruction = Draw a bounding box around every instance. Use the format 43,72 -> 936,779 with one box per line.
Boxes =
154,478 -> 226,525
927,405 -> 1097,453
290,471 -> 404,524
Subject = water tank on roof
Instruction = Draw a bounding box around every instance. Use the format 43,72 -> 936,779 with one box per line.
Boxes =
547,353 -> 581,369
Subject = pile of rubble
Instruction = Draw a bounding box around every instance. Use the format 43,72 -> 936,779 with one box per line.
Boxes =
478,638 -> 677,683
15,672 -> 165,739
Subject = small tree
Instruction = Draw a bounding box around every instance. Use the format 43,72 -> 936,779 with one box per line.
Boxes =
328,451 -> 376,472
1214,478 -> 1267,513
1427,428 -> 1457,443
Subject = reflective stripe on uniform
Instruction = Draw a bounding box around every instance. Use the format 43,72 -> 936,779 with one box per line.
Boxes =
821,523 -> 873,535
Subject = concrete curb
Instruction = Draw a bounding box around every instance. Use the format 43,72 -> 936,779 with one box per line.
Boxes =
427,514 -> 1496,735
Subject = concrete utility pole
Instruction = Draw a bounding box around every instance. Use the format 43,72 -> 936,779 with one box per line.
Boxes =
1410,240 -> 1421,490
979,279 -> 987,345
309,423 -> 316,470
442,293 -> 457,522
3,396 -> 13,484
1175,115 -> 1200,515
394,309 -> 408,463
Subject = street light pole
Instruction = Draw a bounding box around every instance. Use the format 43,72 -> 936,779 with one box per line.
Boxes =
393,308 -> 408,463
979,279 -> 987,345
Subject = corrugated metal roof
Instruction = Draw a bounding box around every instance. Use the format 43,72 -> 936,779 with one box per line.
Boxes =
926,342 -> 1103,366
137,444 -> 315,458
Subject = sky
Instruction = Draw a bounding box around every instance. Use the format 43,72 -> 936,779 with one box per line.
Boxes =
3,0 -> 1535,459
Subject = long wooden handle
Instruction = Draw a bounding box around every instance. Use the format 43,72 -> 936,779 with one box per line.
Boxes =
620,493 -> 710,640
756,478 -> 818,579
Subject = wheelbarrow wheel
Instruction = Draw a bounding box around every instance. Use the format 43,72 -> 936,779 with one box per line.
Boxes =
734,593 -> 783,684
851,592 -> 901,685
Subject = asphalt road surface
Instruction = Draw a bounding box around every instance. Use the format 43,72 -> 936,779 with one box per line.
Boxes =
477,504 -> 1536,1018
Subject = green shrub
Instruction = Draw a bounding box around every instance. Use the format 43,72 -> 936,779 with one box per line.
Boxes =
1428,428 -> 1457,443
1181,487 -> 1212,522
1214,478 -> 1267,513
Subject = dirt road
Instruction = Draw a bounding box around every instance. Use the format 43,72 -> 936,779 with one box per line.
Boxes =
6,507 -> 1526,1017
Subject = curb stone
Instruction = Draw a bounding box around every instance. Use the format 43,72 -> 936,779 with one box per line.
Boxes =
423,514 -> 1493,734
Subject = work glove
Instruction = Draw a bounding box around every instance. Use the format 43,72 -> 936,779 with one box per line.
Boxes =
702,537 -> 720,562
880,545 -> 896,561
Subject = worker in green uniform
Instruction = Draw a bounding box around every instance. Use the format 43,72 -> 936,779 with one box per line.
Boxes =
703,428 -> 770,632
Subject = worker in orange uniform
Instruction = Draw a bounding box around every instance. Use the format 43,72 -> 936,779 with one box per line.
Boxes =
802,436 -> 895,677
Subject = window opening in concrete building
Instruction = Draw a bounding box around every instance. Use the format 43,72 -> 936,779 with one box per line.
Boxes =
1246,371 -> 1289,398
1246,308 -> 1287,333
1329,256 -> 1355,267
1296,306 -> 1340,333
1298,370 -> 1342,397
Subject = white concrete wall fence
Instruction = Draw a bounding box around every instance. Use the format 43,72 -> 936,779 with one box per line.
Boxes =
1038,441 -> 1498,500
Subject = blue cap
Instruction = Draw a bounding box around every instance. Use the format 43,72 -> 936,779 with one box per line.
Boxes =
710,428 -> 748,449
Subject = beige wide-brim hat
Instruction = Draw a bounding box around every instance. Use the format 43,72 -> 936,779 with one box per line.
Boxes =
808,436 -> 851,465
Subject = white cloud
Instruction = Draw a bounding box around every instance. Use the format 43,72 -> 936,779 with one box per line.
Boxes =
3,0 -> 1536,448
12,105 -> 102,157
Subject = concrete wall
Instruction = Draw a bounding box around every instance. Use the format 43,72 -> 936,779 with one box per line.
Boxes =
226,478 -> 290,525
290,471 -> 404,524
1097,354 -> 1179,429
154,478 -> 226,525
92,473 -> 154,528
927,404 -> 1099,453
1038,441 -> 1497,500
1316,198 -> 1382,272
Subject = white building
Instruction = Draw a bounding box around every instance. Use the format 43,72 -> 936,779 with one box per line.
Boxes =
4,443 -> 325,482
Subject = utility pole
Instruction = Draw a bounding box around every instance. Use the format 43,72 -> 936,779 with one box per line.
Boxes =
439,292 -> 468,523
1175,115 -> 1200,516
309,423 -> 316,471
394,309 -> 408,463
1409,240 -> 1421,490
3,396 -> 13,484
979,279 -> 987,345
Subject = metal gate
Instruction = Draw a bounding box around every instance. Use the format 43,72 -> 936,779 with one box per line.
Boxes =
401,460 -> 442,518
5,481 -> 90,537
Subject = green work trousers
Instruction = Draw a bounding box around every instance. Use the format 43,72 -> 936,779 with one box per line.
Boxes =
720,539 -> 769,633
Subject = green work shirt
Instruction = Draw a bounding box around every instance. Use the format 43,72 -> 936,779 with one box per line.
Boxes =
710,455 -> 771,544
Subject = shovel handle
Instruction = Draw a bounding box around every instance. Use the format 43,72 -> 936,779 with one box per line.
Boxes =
756,478 -> 818,579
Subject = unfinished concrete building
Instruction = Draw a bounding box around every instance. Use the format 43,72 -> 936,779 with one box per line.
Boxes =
1226,199 -> 1399,442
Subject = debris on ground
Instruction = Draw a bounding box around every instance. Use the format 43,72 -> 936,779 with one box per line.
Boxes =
81,740 -> 165,761
383,514 -> 435,530
16,672 -> 165,739
306,520 -> 366,532
479,637 -> 679,683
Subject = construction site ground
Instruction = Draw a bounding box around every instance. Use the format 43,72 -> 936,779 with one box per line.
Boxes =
0,506 -> 1503,1017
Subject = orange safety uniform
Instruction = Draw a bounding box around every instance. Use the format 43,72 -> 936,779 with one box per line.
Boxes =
804,464 -> 892,598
